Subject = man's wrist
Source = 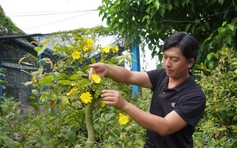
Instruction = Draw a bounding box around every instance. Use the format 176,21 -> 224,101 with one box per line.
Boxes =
122,101 -> 132,113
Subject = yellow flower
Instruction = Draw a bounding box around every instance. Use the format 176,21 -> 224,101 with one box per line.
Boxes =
66,87 -> 77,97
101,45 -> 110,53
61,97 -> 69,106
71,87 -> 77,92
80,92 -> 93,104
64,99 -> 69,105
100,101 -> 106,107
84,47 -> 90,53
112,45 -> 119,53
66,92 -> 72,97
32,75 -> 38,83
91,74 -> 101,84
72,51 -> 81,60
118,113 -> 130,125
86,39 -> 94,47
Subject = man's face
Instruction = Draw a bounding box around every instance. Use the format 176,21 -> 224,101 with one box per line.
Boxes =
162,47 -> 194,80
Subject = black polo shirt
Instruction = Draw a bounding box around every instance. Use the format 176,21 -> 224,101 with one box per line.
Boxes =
144,69 -> 206,148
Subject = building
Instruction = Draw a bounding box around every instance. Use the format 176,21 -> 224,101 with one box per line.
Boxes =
0,6 -> 58,104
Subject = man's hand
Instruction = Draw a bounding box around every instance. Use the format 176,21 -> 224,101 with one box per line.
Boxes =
101,90 -> 129,110
89,63 -> 107,80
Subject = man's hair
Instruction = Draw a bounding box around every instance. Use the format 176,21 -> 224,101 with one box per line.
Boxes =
163,32 -> 199,63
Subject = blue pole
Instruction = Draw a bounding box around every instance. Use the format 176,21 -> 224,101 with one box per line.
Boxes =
131,39 -> 140,97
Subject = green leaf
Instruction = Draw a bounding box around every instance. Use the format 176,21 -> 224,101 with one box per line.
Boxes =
38,58 -> 52,66
70,74 -> 82,80
21,61 -> 35,66
32,119 -> 40,127
37,40 -> 50,56
91,58 -> 96,64
154,0 -> 160,9
227,24 -> 234,31
68,129 -> 76,141
79,78 -> 90,86
58,80 -> 75,85
207,52 -> 216,61
158,6 -> 165,17
207,61 -> 215,69
34,47 -> 40,52
39,75 -> 53,84
28,53 -> 38,62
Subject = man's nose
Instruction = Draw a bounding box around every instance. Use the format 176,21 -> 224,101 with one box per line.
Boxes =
165,59 -> 171,67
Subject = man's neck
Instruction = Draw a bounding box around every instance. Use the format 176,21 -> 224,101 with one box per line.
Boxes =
168,73 -> 190,89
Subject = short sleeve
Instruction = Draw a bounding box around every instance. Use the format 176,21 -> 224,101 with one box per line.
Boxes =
175,94 -> 206,127
146,69 -> 166,91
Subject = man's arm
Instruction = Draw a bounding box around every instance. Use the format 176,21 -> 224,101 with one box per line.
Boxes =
89,63 -> 152,88
124,102 -> 187,136
101,90 -> 187,136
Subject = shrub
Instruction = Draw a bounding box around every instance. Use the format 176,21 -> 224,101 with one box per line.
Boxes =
194,46 -> 237,148
0,33 -> 150,147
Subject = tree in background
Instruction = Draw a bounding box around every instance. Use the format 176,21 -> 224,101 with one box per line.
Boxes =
0,6 -> 22,35
98,0 -> 237,67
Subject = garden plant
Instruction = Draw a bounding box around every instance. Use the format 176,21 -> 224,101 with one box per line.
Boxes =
0,34 -> 148,147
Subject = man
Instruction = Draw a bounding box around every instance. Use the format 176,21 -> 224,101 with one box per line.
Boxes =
89,32 -> 206,148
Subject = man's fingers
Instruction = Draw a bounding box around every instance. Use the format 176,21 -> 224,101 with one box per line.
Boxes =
89,63 -> 107,79
101,91 -> 113,99
102,89 -> 117,93
89,67 -> 95,79
102,90 -> 118,97
103,101 -> 115,106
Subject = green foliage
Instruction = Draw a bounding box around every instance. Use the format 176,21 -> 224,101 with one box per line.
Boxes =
0,68 -> 6,89
41,25 -> 115,50
0,91 -> 149,147
0,97 -> 22,147
0,6 -> 21,35
98,0 -> 237,63
194,47 -> 237,147
198,20 -> 237,69
0,33 -> 150,147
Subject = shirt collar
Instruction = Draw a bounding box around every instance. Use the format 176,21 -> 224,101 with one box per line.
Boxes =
162,72 -> 194,92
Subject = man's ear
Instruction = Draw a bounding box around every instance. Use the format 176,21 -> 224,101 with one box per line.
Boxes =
188,58 -> 195,68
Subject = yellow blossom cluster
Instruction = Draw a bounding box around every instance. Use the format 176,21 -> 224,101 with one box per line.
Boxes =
71,39 -> 119,60
101,45 -> 119,54
66,87 -> 77,97
80,92 -> 93,104
86,39 -> 94,48
71,39 -> 94,59
84,39 -> 94,53
112,45 -> 119,53
71,51 -> 81,60
91,74 -> 101,84
100,101 -> 106,107
118,113 -> 130,125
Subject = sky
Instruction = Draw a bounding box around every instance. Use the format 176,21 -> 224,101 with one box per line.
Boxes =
0,0 -> 105,34
0,0 -> 159,70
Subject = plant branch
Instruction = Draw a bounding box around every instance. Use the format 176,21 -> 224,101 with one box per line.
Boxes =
85,100 -> 95,148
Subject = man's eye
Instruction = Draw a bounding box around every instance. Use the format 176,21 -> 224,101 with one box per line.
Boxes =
172,58 -> 178,61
